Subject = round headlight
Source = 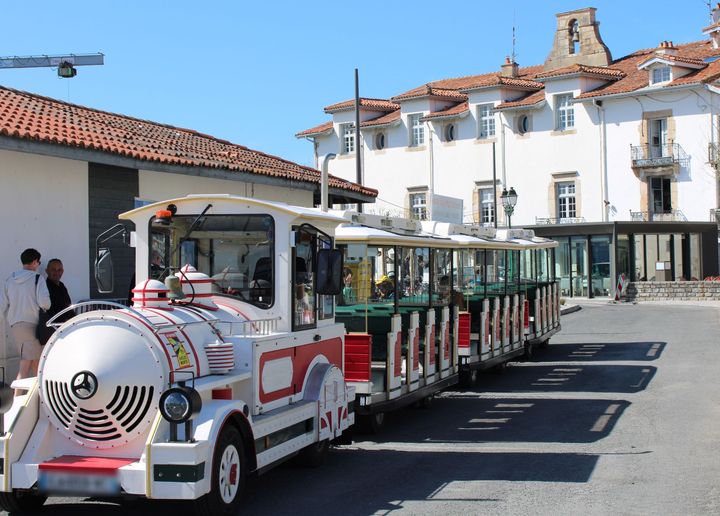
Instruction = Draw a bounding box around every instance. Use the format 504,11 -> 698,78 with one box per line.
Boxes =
159,386 -> 201,423
161,390 -> 190,422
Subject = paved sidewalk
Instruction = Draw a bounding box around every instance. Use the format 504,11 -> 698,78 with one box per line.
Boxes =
561,297 -> 720,314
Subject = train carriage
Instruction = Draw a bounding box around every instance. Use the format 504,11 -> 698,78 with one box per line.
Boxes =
334,214 -> 460,431
334,213 -> 560,429
0,194 -> 354,515
428,224 -> 560,383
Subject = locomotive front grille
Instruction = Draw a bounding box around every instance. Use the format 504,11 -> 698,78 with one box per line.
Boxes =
44,380 -> 155,443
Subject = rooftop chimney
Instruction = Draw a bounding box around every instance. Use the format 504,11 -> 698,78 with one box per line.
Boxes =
501,56 -> 519,78
656,40 -> 678,56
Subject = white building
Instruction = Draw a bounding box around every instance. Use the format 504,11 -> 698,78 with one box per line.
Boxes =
298,6 -> 720,297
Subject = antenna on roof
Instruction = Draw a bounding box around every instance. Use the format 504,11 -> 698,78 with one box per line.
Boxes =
511,10 -> 517,63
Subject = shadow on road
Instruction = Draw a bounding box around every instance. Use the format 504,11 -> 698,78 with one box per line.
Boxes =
532,341 -> 666,362
367,397 -> 630,445
477,363 -> 656,394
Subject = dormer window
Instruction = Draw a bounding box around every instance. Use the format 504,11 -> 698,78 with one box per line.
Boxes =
651,65 -> 671,84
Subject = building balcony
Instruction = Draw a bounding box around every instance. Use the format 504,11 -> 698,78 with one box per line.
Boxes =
535,216 -> 586,225
709,142 -> 720,170
630,143 -> 687,180
630,210 -> 687,222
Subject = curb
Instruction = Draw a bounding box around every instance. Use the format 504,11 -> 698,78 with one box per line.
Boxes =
560,305 -> 582,316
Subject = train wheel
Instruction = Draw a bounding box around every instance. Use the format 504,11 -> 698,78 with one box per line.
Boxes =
493,361 -> 508,373
195,425 -> 247,516
459,369 -> 478,388
0,491 -> 46,513
297,439 -> 329,468
415,395 -> 434,410
524,342 -> 534,360
357,411 -> 385,434
538,339 -> 550,349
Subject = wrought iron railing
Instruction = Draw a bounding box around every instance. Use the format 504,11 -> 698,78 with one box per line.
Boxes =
534,216 -> 586,225
630,143 -> 686,168
629,210 -> 687,222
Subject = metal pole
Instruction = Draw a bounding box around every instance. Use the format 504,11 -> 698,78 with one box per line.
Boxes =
492,142 -> 498,229
321,154 -> 336,212
355,68 -> 363,213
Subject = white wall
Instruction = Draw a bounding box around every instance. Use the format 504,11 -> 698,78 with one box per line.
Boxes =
138,170 -> 314,207
0,149 -> 89,377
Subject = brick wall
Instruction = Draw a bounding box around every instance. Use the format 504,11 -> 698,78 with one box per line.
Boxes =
625,281 -> 720,301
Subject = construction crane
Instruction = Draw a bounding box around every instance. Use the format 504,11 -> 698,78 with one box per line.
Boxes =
0,53 -> 104,78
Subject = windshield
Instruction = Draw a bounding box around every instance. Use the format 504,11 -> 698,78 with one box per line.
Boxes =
150,214 -> 275,308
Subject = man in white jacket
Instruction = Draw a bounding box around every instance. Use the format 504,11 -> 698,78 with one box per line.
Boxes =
0,248 -> 51,393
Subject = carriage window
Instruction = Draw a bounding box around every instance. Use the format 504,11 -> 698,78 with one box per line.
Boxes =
293,228 -> 316,328
506,250 -> 520,293
150,214 -> 275,308
318,235 -> 334,320
520,249 -> 535,287
537,248 -> 549,283
432,248 -> 453,306
399,247 -> 430,305
486,250 -> 505,294
150,232 -> 169,280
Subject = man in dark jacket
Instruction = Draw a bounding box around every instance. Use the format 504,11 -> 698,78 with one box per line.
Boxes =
45,258 -> 73,326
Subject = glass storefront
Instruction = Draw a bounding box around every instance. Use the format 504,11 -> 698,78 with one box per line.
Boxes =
590,235 -> 611,297
534,222 -> 718,298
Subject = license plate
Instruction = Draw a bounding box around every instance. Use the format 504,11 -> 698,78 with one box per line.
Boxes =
38,471 -> 120,496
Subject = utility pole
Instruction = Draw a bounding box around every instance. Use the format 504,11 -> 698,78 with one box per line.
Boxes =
355,68 -> 363,213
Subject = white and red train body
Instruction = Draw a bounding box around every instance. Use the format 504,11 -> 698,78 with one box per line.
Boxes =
0,195 -> 353,514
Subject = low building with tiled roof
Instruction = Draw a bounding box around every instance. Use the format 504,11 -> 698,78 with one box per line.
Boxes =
0,85 -> 376,306
298,6 -> 720,297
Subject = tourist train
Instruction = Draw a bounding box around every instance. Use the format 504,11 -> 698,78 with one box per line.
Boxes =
0,194 -> 559,514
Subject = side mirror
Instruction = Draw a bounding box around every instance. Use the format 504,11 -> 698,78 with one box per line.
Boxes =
316,249 -> 343,295
95,248 -> 115,293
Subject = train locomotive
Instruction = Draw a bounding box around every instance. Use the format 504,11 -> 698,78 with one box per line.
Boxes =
0,193 -> 560,513
0,195 -> 354,514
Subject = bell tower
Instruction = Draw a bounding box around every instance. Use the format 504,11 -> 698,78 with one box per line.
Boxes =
544,7 -> 612,71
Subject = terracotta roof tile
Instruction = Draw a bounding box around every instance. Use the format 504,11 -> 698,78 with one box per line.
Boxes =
360,109 -> 401,128
0,86 -> 376,197
391,85 -> 468,102
637,53 -> 706,68
324,98 -> 399,113
428,65 -> 545,91
421,102 -> 469,120
535,64 -> 625,80
295,121 -> 333,138
577,40 -> 720,99
495,90 -> 546,110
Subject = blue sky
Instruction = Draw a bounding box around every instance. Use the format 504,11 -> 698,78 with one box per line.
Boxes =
0,1 -> 713,168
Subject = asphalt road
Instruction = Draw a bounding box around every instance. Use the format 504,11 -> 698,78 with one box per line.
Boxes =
5,302 -> 720,515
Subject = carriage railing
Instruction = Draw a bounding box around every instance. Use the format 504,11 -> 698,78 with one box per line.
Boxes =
220,317 -> 280,337
51,299 -> 280,337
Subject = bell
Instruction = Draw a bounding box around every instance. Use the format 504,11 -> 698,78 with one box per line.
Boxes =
165,276 -> 186,300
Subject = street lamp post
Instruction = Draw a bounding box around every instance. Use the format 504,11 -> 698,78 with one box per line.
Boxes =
500,187 -> 518,228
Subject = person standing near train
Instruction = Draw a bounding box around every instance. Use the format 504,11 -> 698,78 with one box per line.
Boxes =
0,248 -> 51,393
44,258 -> 73,327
